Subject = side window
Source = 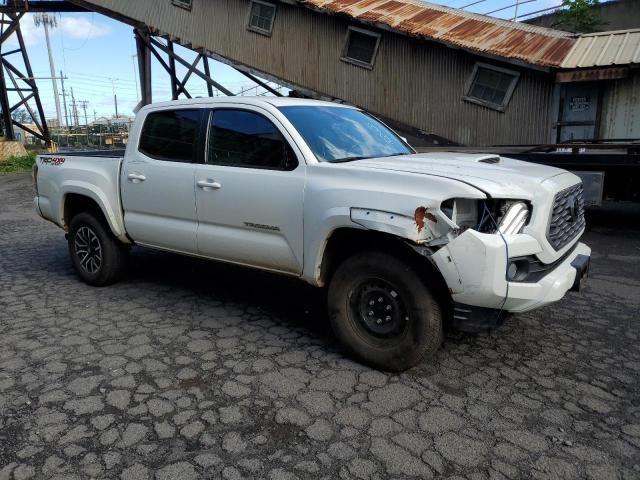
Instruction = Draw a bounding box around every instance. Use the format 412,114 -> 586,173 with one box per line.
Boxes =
207,109 -> 297,170
139,109 -> 200,162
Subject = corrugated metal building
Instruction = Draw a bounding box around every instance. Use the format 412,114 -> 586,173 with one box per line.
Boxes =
69,0 -> 638,145
555,29 -> 640,141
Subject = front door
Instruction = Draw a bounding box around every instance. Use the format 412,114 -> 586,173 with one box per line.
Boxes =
195,106 -> 305,274
121,108 -> 203,254
558,83 -> 599,142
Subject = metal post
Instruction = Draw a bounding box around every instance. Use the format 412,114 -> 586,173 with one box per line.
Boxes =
168,40 -> 178,100
202,55 -> 214,97
0,61 -> 14,139
135,28 -> 152,109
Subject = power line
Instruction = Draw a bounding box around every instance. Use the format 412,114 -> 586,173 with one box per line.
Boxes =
483,0 -> 538,16
516,4 -> 563,20
458,0 -> 490,10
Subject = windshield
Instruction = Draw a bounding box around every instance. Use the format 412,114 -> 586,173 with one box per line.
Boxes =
278,106 -> 413,163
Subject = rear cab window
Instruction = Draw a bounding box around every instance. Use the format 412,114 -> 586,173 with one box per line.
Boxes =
139,109 -> 201,162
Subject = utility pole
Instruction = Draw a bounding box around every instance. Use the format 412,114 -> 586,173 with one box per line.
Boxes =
79,100 -> 89,126
513,0 -> 520,21
70,87 -> 79,127
110,78 -> 119,118
60,71 -> 69,128
34,14 -> 63,128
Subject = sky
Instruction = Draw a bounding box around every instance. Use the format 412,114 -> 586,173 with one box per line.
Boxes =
9,0 -> 562,125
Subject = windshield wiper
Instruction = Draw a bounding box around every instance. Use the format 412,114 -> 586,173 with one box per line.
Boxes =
329,155 -> 373,163
329,152 -> 410,163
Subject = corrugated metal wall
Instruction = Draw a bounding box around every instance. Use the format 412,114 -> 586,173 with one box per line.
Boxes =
600,70 -> 640,139
83,0 -> 556,145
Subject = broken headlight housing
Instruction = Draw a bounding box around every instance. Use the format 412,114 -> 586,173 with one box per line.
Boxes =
440,198 -> 479,231
478,199 -> 531,235
441,199 -> 531,235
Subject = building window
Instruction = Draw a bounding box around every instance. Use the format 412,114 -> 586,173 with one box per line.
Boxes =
341,27 -> 381,69
463,63 -> 520,111
247,0 -> 277,36
172,0 -> 192,10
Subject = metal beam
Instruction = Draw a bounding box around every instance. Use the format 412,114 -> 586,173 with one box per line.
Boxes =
0,11 -> 23,45
12,119 -> 45,141
148,37 -> 234,96
234,68 -> 283,97
167,40 -> 178,100
146,40 -> 192,99
4,61 -> 42,131
0,55 -> 13,139
0,11 -> 50,143
179,53 -> 202,92
134,28 -> 152,109
0,1 -> 89,13
202,55 -> 214,97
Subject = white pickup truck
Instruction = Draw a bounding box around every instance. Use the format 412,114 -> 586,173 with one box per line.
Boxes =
34,97 -> 591,371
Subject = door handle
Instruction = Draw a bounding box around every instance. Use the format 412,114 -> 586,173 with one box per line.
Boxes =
127,173 -> 146,182
197,179 -> 222,190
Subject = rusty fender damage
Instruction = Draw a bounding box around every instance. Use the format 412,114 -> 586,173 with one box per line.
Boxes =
350,206 -> 458,245
350,206 -> 469,294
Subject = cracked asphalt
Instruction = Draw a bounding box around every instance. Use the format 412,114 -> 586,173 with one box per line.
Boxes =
1,172 -> 640,480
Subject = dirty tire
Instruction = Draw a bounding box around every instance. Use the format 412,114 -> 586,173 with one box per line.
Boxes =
68,212 -> 127,287
328,251 -> 443,372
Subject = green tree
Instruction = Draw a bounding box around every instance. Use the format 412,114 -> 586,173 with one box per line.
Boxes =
555,0 -> 603,33
11,108 -> 30,124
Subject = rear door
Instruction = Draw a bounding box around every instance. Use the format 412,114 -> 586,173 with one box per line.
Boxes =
194,106 -> 305,274
121,108 -> 203,254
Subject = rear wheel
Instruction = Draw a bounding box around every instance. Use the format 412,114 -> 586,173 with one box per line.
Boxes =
328,251 -> 443,371
68,212 -> 127,286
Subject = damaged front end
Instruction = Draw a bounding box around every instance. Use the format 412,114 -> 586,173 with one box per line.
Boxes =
350,197 -> 536,331
351,198 -> 532,249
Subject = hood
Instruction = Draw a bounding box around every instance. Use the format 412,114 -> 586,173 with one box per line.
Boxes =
349,152 -> 567,199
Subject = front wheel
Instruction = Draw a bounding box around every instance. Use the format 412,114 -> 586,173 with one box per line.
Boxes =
68,212 -> 127,286
328,251 -> 443,371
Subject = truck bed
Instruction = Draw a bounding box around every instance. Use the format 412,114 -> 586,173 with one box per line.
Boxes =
35,152 -> 127,241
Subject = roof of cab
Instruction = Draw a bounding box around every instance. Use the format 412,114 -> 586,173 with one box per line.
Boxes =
139,96 -> 354,111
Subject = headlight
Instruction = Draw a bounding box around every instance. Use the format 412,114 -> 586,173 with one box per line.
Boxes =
497,201 -> 529,235
441,199 -> 530,235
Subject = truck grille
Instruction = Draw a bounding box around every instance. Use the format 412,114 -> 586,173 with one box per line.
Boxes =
547,183 -> 585,250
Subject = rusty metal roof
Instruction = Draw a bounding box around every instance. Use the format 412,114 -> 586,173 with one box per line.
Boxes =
299,0 -> 576,68
561,29 -> 640,68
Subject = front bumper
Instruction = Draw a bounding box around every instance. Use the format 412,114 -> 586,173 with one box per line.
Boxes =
431,229 -> 591,314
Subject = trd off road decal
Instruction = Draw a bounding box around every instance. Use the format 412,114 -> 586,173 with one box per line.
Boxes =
41,157 -> 66,166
